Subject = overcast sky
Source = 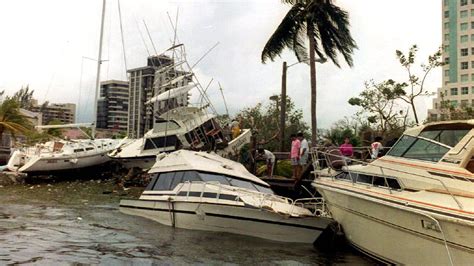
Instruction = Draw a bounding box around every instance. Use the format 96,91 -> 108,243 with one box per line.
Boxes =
0,0 -> 441,128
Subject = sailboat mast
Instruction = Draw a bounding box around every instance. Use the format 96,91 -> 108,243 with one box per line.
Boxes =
92,0 -> 107,138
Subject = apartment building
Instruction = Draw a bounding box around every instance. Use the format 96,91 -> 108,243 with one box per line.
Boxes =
97,80 -> 129,132
30,101 -> 76,125
428,0 -> 474,120
127,55 -> 191,138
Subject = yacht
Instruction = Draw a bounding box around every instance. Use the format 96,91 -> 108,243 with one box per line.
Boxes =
120,150 -> 332,243
7,137 -> 120,175
108,106 -> 251,170
313,120 -> 474,264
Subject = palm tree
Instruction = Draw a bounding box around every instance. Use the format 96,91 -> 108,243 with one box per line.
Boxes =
262,0 -> 357,146
0,98 -> 32,144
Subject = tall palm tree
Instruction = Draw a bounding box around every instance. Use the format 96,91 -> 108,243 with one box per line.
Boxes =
262,0 -> 357,146
0,98 -> 32,143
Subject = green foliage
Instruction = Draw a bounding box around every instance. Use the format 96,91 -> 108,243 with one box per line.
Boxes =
235,95 -> 309,152
393,45 -> 444,123
261,0 -> 357,67
323,121 -> 360,147
256,160 -> 293,178
349,80 -> 412,137
46,119 -> 63,138
12,85 -> 35,109
0,98 -> 33,142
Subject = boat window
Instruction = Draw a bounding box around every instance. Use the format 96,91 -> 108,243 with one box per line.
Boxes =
144,135 -> 178,150
228,178 -> 257,191
169,171 -> 184,190
373,176 -> 401,190
153,172 -> 175,191
182,171 -> 202,182
85,147 -> 94,151
402,138 -> 449,162
73,148 -> 85,152
388,135 -> 449,162
145,174 -> 159,190
387,135 -> 416,157
199,173 -> 230,185
335,172 -> 354,181
419,129 -> 469,147
255,184 -> 273,194
356,174 -> 372,184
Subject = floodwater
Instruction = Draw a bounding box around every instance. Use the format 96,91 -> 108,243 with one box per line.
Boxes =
0,179 -> 374,265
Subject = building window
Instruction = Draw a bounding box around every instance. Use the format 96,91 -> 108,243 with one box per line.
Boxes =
471,9 -> 474,16
472,73 -> 474,81
435,103 -> 439,109
471,34 -> 474,41
461,10 -> 468,18
451,88 -> 459,95
461,100 -> 469,107
451,100 -> 458,108
444,22 -> 450,30
461,0 -> 468,6
445,10 -> 449,18
461,62 -> 469,69
444,33 -> 450,41
461,22 -> 468,30
445,69 -> 450,77
461,35 -> 469,43
462,87 -> 469,94
461,74 -> 469,82
445,57 -> 450,64
472,87 -> 474,94
461,48 -> 469,56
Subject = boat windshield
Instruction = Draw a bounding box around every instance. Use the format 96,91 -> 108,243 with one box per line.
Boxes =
387,135 -> 449,162
418,128 -> 469,147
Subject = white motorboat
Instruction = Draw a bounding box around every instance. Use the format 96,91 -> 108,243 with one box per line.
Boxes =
313,120 -> 474,264
7,137 -> 120,175
120,150 -> 332,243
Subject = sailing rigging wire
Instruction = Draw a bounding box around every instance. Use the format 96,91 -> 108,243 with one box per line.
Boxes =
143,20 -> 158,55
117,0 -> 128,76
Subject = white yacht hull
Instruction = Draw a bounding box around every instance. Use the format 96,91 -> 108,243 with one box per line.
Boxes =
120,199 -> 331,244
315,180 -> 474,265
18,152 -> 111,174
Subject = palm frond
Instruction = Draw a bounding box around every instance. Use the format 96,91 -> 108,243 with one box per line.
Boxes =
261,3 -> 306,63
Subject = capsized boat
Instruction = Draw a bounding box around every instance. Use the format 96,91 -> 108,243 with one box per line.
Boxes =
120,150 -> 332,243
313,120 -> 474,264
108,106 -> 251,170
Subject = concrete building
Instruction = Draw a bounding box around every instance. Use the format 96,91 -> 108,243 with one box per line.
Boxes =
428,0 -> 474,120
30,101 -> 76,125
127,55 -> 191,138
97,80 -> 129,133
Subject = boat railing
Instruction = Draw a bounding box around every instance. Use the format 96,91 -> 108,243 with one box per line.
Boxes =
310,147 -> 465,210
175,181 -> 328,217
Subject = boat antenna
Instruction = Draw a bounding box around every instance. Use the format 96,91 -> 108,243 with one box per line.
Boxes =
191,42 -> 219,69
92,0 -> 107,139
143,20 -> 158,55
218,82 -> 229,118
117,0 -> 128,75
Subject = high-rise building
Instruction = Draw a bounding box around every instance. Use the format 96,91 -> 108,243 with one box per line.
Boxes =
30,101 -> 76,125
428,0 -> 474,120
127,55 -> 191,138
97,80 -> 129,132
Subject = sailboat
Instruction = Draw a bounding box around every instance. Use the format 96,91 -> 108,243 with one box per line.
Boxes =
7,0 -> 121,175
109,42 -> 251,170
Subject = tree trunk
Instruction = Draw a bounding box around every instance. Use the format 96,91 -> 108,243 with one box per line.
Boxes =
307,23 -> 317,147
410,99 -> 419,124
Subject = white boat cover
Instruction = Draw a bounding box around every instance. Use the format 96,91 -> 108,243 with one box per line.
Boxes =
149,150 -> 269,187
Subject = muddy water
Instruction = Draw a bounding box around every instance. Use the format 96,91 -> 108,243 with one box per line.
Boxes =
0,179 -> 374,265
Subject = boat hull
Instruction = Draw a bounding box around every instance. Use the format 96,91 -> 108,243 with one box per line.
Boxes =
120,199 -> 331,244
18,152 -> 112,176
315,181 -> 474,265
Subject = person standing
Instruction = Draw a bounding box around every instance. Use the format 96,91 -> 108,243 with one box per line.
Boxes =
339,137 -> 353,163
370,136 -> 383,159
297,133 -> 309,181
290,134 -> 301,179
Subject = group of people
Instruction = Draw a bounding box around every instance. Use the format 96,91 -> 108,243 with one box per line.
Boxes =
338,136 -> 384,162
290,132 -> 309,181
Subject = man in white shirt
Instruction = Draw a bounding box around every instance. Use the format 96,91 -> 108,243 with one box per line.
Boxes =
298,132 -> 309,167
257,148 -> 275,177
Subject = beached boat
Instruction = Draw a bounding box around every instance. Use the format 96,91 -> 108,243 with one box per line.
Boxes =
313,120 -> 474,264
120,150 -> 331,243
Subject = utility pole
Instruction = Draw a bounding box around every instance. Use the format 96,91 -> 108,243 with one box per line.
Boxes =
280,61 -> 287,152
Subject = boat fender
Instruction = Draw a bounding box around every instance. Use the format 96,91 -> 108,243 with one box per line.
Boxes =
70,158 -> 78,164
